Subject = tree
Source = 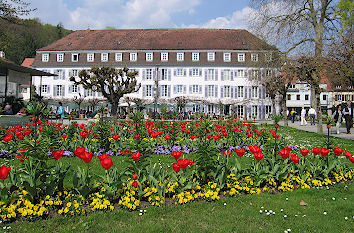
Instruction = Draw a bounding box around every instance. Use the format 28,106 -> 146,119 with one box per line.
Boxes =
0,0 -> 34,21
73,94 -> 85,117
70,66 -> 141,116
250,0 -> 339,133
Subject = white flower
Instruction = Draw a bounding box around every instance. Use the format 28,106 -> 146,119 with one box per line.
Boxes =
332,197 -> 335,200
303,215 -> 306,217
224,203 -> 227,206
286,197 -> 289,201
287,228 -> 291,232
144,210 -> 147,213
345,217 -> 348,220
259,210 -> 263,214
284,215 -> 287,218
295,215 -> 298,217
344,198 -> 347,200
139,213 -> 143,216
266,212 -> 270,216
280,209 -> 284,212
261,206 -> 264,209
323,211 -> 327,215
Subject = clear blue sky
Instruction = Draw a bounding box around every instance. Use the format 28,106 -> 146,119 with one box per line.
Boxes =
28,0 -> 252,30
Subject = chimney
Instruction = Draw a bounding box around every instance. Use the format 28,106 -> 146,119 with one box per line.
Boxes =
0,51 -> 5,58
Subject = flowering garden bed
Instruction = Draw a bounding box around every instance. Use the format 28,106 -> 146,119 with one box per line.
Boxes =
0,113 -> 353,228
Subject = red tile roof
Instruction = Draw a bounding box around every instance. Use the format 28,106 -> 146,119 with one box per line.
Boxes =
21,58 -> 35,68
37,29 -> 276,52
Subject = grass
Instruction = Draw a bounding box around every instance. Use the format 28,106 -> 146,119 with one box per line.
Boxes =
7,182 -> 354,233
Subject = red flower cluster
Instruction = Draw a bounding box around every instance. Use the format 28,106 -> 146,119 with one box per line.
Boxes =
130,152 -> 141,161
51,150 -> 64,160
249,145 -> 264,161
235,148 -> 245,157
3,133 -> 13,142
112,134 -> 120,140
171,151 -> 196,173
79,131 -> 91,138
74,147 -> 92,163
98,153 -> 113,170
171,151 -> 182,160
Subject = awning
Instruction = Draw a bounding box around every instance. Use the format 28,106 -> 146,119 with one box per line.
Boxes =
0,58 -> 56,77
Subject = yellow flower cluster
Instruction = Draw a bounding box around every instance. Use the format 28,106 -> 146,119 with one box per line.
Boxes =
165,181 -> 178,194
89,192 -> 114,211
278,179 -> 295,192
174,189 -> 203,204
333,170 -> 353,183
118,183 -> 140,210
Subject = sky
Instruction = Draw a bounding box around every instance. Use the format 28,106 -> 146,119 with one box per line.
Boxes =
27,0 -> 254,30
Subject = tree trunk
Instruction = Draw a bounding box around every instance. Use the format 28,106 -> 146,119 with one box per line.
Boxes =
314,88 -> 323,134
271,98 -> 276,123
111,101 -> 119,116
282,99 -> 288,126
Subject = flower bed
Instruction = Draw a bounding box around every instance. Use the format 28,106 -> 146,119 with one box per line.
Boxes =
0,115 -> 353,223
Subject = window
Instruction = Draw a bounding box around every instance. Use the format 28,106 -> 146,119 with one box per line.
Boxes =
42,54 -> 49,62
72,53 -> 79,62
251,53 -> 258,62
115,53 -> 122,62
297,94 -> 300,100
146,69 -> 152,80
20,87 -> 27,93
266,106 -> 272,115
72,69 -> 79,77
305,94 -> 309,100
161,85 -> 168,97
289,84 -> 296,89
266,69 -> 272,76
42,85 -> 48,93
192,68 -> 199,77
238,53 -> 245,62
208,69 -> 214,80
265,53 -> 272,62
252,70 -> 259,80
191,85 -> 199,93
161,53 -> 168,61
237,105 -> 244,117
101,53 -> 108,62
252,87 -> 258,98
192,53 -> 199,61
237,70 -> 244,78
177,53 -> 184,61
57,53 -> 64,62
224,86 -> 231,98
87,53 -> 94,62
208,52 -> 215,61
57,69 -> 65,80
323,94 -> 327,101
161,69 -> 168,80
177,85 -> 183,93
223,70 -> 230,81
146,85 -> 153,97
130,53 -> 137,61
192,104 -> 200,112
208,85 -> 215,97
56,85 -> 63,96
223,53 -> 231,62
252,106 -> 258,117
287,94 -> 291,100
72,85 -> 78,93
146,53 -> 153,61
177,68 -> 183,76
86,89 -> 93,96
238,86 -> 244,98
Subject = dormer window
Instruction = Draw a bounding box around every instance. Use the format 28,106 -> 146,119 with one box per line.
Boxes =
161,52 -> 168,61
130,53 -> 137,61
208,52 -> 215,61
115,53 -> 122,61
177,52 -> 184,61
57,53 -> 64,62
72,53 -> 79,62
101,53 -> 108,62
251,53 -> 258,62
192,52 -> 199,61
146,52 -> 153,61
223,53 -> 231,62
87,53 -> 94,62
42,54 -> 49,62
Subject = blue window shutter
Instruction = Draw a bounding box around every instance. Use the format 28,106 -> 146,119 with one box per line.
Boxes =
53,70 -> 58,80
245,87 -> 248,99
249,87 -> 252,98
47,85 -> 50,94
168,69 -> 171,81
68,70 -> 72,77
158,70 -> 161,81
204,69 -> 207,81
68,85 -> 72,94
84,89 -> 87,97
221,70 -> 224,81
205,86 -> 208,98
235,86 -> 238,98
248,70 -> 252,81
189,69 -> 192,76
153,70 -> 156,80
53,86 -> 57,97
199,85 -> 202,94
230,86 -> 234,98
142,85 -> 146,97
173,85 -> 177,94
231,70 -> 234,81
62,70 -> 66,80
215,70 -> 218,81
174,69 -> 177,76
183,69 -> 187,76
142,70 -> 146,80
189,85 -> 192,94
77,85 -> 81,93
262,105 -> 266,119
168,85 -> 171,97
215,85 -> 218,97
183,85 -> 186,94
220,86 -> 224,98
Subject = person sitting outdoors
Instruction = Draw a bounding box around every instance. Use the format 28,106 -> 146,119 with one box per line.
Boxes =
1,104 -> 13,115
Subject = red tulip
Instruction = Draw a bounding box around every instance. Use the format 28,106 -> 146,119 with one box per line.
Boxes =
130,152 -> 141,161
172,163 -> 180,173
3,134 -> 12,142
344,151 -> 352,159
164,135 -> 171,140
235,148 -> 245,157
254,152 -> 264,161
222,150 -> 232,157
190,135 -> 198,140
23,129 -> 33,135
62,134 -> 69,140
134,134 -> 140,140
74,147 -> 86,158
131,174 -> 138,179
311,147 -> 321,155
290,154 -> 300,163
249,145 -> 262,154
349,156 -> 354,163
320,148 -> 330,157
100,157 -> 113,169
98,153 -> 109,160
112,134 -> 120,141
51,150 -> 64,160
207,135 -> 212,139
171,151 -> 182,160
132,181 -> 139,188
81,152 -> 93,163
300,148 -> 310,156
278,148 -> 290,159
79,131 -> 91,138
333,148 -> 344,156
0,165 -> 11,180
177,158 -> 195,169
151,132 -> 159,138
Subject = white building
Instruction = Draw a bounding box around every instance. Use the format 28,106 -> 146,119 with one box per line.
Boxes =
31,29 -> 276,119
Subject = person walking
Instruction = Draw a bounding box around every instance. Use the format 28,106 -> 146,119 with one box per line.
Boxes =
343,101 -> 353,134
56,102 -> 65,123
332,105 -> 343,134
300,107 -> 307,126
290,108 -> 296,123
308,107 -> 316,125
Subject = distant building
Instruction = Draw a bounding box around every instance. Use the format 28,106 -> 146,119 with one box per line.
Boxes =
31,29 -> 277,119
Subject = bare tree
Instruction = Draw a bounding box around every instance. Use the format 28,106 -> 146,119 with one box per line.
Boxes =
87,98 -> 102,111
249,0 -> 339,133
0,0 -> 35,21
70,66 -> 140,116
73,93 -> 85,116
